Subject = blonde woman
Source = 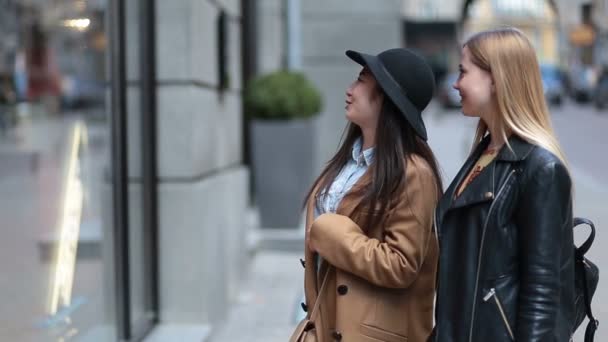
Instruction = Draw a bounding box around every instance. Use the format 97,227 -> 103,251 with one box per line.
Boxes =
432,28 -> 575,341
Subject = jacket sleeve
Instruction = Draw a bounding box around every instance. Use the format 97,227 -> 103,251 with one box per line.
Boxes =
309,163 -> 438,289
515,161 -> 572,341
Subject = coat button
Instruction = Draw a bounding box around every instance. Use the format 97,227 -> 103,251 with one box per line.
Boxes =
484,191 -> 494,199
337,285 -> 348,295
300,258 -> 306,268
332,330 -> 342,340
301,302 -> 308,312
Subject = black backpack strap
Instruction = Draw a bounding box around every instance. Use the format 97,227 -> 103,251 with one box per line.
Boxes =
581,263 -> 599,342
574,217 -> 595,255
574,217 -> 599,342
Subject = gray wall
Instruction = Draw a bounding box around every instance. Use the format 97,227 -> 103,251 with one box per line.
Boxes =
300,0 -> 403,171
102,0 -> 249,332
154,0 -> 248,328
254,0 -> 403,199
257,0 -> 285,74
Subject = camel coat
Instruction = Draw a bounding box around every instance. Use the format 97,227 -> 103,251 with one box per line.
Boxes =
303,155 -> 440,342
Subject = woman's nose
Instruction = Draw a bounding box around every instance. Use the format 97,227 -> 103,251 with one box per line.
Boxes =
346,84 -> 353,97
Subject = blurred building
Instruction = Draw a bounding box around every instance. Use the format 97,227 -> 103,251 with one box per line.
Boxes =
258,0 -> 404,174
463,0 -> 559,64
559,0 -> 605,63
143,0 -> 249,339
0,0 -> 406,340
308,0 -> 403,171
0,0 -> 249,341
597,0 -> 608,66
402,0 -> 461,84
402,0 -> 608,80
5,1 -> 606,342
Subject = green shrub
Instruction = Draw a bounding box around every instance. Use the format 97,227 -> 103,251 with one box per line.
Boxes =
244,70 -> 322,120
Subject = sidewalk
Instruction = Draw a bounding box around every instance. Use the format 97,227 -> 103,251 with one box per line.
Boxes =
208,229 -> 306,342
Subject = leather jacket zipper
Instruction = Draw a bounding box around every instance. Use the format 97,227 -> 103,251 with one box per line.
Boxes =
468,170 -> 516,342
433,208 -> 440,339
483,288 -> 515,340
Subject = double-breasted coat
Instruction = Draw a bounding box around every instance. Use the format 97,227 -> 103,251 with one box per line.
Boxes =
303,154 -> 440,342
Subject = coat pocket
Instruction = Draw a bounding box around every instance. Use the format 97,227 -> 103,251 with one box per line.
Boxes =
483,288 -> 514,341
360,323 -> 408,342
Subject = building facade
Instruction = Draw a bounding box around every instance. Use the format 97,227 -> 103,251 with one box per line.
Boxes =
0,0 -> 249,341
402,0 -> 607,77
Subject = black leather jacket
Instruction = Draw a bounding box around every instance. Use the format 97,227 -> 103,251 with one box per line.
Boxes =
433,135 -> 575,342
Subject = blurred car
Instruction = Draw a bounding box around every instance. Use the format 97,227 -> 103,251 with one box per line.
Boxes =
60,75 -> 105,109
594,66 -> 608,110
0,71 -> 17,132
567,64 -> 598,102
437,72 -> 461,109
540,64 -> 565,106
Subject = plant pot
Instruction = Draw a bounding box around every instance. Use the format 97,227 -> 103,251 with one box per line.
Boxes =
250,116 -> 316,228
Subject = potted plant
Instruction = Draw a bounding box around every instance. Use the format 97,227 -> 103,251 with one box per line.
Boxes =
245,70 -> 323,228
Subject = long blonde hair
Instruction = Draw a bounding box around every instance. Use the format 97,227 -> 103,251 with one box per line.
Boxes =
465,27 -> 568,166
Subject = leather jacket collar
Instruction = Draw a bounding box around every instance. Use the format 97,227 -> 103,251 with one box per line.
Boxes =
437,135 -> 535,218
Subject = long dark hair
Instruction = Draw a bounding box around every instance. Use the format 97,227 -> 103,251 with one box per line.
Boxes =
305,96 -> 443,231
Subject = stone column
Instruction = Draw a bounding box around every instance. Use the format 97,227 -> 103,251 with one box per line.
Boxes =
155,0 -> 248,326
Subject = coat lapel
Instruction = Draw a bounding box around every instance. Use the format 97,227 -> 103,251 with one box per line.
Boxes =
303,169 -> 371,334
304,182 -> 320,310
437,135 -> 535,219
449,161 -> 495,209
304,169 -> 371,299
436,136 -> 491,218
496,135 -> 536,162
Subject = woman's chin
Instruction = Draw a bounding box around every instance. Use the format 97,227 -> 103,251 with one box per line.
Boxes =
460,107 -> 477,117
345,111 -> 356,123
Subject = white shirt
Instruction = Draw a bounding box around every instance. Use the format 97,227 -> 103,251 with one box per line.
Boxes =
314,138 -> 375,218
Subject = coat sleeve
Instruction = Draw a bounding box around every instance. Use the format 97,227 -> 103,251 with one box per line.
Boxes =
309,162 -> 438,289
514,161 -> 573,341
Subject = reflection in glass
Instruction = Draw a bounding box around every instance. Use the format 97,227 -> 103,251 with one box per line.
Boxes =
0,1 -> 116,340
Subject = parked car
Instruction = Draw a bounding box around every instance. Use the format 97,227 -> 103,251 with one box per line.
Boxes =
567,64 -> 598,102
60,75 -> 105,109
594,66 -> 608,110
540,64 -> 565,106
437,72 -> 461,109
0,72 -> 16,133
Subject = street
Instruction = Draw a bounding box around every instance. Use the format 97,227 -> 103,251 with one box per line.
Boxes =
212,99 -> 608,342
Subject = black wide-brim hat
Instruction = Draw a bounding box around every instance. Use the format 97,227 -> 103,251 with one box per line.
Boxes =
346,48 -> 435,141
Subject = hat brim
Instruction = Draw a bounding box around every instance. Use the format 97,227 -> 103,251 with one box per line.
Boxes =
346,50 -> 428,141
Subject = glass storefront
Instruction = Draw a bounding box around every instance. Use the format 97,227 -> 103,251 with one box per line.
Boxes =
0,1 -> 157,340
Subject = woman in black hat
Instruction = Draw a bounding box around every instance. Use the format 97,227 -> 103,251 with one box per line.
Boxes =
297,48 -> 443,342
